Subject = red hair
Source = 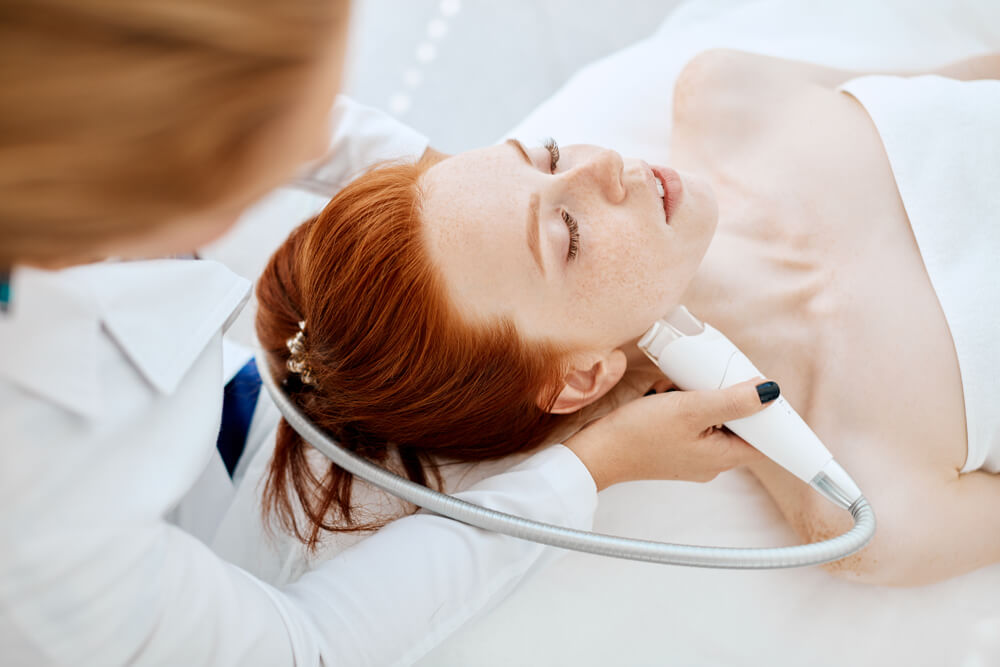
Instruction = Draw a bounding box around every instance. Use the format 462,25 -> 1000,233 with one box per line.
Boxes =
256,157 -> 571,548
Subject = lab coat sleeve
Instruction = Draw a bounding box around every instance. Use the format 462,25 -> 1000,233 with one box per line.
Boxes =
274,444 -> 598,666
0,439 -> 595,667
160,444 -> 597,667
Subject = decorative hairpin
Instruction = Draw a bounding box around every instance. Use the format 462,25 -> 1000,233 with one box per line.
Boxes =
286,320 -> 315,386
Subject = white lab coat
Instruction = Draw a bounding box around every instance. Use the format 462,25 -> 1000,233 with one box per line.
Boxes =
0,97 -> 598,667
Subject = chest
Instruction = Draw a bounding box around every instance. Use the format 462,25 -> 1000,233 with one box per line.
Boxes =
676,90 -> 968,473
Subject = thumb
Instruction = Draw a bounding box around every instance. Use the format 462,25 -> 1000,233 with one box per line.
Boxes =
697,378 -> 780,426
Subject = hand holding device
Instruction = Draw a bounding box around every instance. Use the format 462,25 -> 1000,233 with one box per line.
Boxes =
638,306 -> 863,510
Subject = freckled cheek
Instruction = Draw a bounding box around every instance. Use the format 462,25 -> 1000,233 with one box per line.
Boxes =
568,271 -> 664,339
568,227 -> 667,335
587,220 -> 656,288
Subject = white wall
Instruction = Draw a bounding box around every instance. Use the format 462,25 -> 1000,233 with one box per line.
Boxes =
343,0 -> 683,153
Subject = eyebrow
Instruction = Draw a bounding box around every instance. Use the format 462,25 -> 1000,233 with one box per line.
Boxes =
506,137 -> 532,165
505,139 -> 546,275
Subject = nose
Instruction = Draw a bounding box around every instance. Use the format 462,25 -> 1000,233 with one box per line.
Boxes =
563,148 -> 626,203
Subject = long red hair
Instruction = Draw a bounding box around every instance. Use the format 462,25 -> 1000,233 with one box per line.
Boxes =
256,157 -> 571,548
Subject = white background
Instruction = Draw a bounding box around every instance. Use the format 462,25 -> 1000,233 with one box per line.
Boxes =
343,0 -> 683,152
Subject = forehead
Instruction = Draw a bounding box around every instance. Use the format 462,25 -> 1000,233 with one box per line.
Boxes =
419,143 -> 526,239
422,144 -> 519,197
418,144 -> 541,321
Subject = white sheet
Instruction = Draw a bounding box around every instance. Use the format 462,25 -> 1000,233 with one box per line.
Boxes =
417,1 -> 1000,665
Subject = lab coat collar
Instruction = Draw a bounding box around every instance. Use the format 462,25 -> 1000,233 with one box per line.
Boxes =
0,259 -> 250,420
0,267 -> 102,418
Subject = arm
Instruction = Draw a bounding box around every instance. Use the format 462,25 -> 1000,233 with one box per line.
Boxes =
895,470 -> 1000,584
0,335 -> 768,667
934,52 -> 1000,81
280,445 -> 597,666
0,441 -> 595,667
281,379 -> 774,662
750,455 -> 1000,586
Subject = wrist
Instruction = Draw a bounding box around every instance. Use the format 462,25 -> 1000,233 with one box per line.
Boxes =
564,420 -> 619,492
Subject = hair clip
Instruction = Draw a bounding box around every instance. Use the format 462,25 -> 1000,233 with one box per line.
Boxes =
285,320 -> 315,385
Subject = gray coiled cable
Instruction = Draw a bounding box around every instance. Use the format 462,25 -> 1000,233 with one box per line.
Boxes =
260,356 -> 875,569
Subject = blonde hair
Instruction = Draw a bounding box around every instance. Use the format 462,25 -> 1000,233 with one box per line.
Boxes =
0,0 -> 348,267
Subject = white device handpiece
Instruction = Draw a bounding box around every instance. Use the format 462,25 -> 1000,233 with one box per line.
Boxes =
637,306 -> 863,510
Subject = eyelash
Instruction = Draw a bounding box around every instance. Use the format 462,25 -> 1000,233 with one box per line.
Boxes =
544,138 -> 579,261
543,137 -> 560,172
562,210 -> 579,261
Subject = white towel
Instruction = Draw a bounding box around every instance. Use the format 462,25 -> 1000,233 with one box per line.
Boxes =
841,75 -> 1000,473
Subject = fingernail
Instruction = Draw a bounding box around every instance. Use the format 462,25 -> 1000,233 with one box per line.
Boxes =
756,381 -> 780,404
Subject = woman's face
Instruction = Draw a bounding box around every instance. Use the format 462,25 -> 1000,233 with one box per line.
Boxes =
420,140 -> 718,355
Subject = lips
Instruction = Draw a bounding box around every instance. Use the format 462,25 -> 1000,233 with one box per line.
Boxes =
650,165 -> 683,224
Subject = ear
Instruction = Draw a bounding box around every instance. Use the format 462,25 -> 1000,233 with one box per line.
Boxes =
546,349 -> 628,414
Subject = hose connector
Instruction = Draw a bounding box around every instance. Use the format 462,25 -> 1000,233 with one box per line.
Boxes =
810,460 -> 864,510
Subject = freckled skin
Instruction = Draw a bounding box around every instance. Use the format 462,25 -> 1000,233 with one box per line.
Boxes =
416,48 -> 999,585
419,142 -> 718,355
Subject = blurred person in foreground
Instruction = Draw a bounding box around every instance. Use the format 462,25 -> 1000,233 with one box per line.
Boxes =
0,2 -> 769,665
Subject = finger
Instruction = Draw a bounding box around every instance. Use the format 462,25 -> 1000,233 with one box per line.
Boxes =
651,378 -> 674,393
694,378 -> 780,426
712,430 -> 767,468
643,378 -> 674,397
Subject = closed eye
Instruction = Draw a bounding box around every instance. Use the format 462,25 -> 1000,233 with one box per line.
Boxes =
562,210 -> 579,261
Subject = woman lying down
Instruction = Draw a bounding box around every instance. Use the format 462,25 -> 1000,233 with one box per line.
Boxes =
217,50 -> 1000,587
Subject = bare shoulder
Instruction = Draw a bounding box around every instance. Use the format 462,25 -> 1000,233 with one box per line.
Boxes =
674,50 -> 826,119
674,50 -> 779,101
673,48 -> 874,124
671,50 -> 847,160
675,48 -> 859,94
671,49 -> 889,198
673,50 -> 765,128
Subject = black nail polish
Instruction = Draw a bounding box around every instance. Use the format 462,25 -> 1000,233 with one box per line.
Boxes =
756,381 -> 780,404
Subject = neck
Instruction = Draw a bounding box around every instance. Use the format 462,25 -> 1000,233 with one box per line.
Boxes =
623,338 -> 660,372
